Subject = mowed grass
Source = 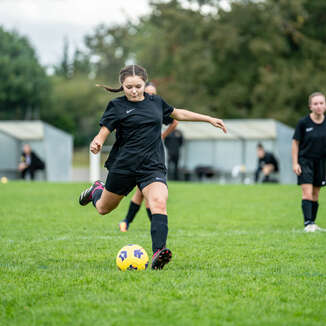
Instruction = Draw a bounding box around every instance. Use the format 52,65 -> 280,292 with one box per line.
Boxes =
1,182 -> 326,326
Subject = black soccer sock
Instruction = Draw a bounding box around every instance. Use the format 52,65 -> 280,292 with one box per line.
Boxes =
151,214 -> 168,254
146,208 -> 152,222
125,201 -> 140,224
92,188 -> 103,207
312,201 -> 319,223
302,199 -> 313,226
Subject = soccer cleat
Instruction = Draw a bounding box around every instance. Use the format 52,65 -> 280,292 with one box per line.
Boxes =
151,248 -> 172,270
79,180 -> 104,206
119,220 -> 129,232
304,224 -> 315,232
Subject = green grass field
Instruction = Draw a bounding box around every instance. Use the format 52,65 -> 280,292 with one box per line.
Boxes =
1,182 -> 326,326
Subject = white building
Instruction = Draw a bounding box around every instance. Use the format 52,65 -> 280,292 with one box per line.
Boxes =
175,119 -> 295,184
0,120 -> 73,181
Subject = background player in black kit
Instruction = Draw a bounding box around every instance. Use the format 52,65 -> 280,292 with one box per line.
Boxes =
18,144 -> 45,180
254,143 -> 279,183
292,92 -> 326,232
119,81 -> 178,232
79,64 -> 227,269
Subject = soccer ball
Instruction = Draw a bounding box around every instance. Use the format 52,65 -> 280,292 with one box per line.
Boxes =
116,244 -> 149,271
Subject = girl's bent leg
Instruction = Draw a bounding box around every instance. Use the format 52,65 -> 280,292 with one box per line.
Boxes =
131,188 -> 144,206
142,183 -> 168,250
142,182 -> 168,215
301,184 -> 314,227
142,182 -> 172,270
95,189 -> 124,215
312,186 -> 321,224
119,187 -> 144,232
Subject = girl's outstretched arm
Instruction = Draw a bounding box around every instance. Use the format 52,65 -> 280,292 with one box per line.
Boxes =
171,108 -> 227,133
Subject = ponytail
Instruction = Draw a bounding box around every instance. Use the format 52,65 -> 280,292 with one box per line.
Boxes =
96,64 -> 147,94
96,84 -> 123,93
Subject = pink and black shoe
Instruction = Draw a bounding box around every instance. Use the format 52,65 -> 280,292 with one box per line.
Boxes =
151,248 -> 172,270
79,180 -> 104,206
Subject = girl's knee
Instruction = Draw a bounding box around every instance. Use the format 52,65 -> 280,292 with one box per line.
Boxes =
150,196 -> 167,212
96,204 -> 116,215
95,197 -> 121,215
97,207 -> 110,215
302,193 -> 313,200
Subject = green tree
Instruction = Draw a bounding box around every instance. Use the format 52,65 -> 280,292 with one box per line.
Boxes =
54,38 -> 73,79
83,23 -> 134,84
50,0 -> 326,141
46,75 -> 112,146
0,27 -> 50,120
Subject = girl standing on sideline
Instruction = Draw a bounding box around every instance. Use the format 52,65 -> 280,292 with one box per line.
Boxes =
79,64 -> 227,269
119,81 -> 178,232
292,92 -> 326,232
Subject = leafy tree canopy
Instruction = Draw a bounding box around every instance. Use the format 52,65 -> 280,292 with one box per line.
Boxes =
0,26 -> 50,120
49,0 -> 326,145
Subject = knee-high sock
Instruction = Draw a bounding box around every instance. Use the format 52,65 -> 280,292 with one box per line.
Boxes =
92,188 -> 103,207
302,199 -> 313,226
125,201 -> 140,224
151,214 -> 168,254
146,208 -> 152,222
312,201 -> 319,223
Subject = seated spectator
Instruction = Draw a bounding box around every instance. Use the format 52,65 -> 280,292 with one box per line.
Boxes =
18,144 -> 45,180
254,143 -> 279,183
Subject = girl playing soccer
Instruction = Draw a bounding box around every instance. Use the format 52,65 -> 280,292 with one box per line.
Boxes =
79,64 -> 227,269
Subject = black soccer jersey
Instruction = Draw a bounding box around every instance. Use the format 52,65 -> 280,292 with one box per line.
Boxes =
100,92 -> 174,174
293,115 -> 326,159
258,152 -> 279,172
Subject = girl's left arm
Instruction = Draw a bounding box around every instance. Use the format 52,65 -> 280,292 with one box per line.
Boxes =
170,108 -> 227,133
90,126 -> 111,154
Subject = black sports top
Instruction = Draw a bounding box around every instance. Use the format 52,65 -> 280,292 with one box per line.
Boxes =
293,114 -> 326,159
100,93 -> 174,174
258,152 -> 279,172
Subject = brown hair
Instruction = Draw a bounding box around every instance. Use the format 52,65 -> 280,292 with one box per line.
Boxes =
96,64 -> 148,93
308,92 -> 325,106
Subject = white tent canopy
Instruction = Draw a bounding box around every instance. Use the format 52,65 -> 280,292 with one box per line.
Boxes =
176,119 -> 279,140
173,119 -> 295,184
0,121 -> 44,140
0,120 -> 73,181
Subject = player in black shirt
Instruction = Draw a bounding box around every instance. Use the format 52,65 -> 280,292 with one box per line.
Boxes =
254,143 -> 279,183
164,129 -> 184,180
79,64 -> 227,269
18,144 -> 45,180
292,92 -> 326,232
119,82 -> 178,232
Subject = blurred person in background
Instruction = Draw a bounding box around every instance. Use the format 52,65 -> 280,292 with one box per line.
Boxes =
164,128 -> 184,181
254,143 -> 279,183
292,92 -> 326,232
78,64 -> 227,270
119,81 -> 178,232
18,144 -> 45,180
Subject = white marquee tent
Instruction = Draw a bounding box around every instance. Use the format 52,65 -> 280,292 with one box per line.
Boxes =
175,119 -> 296,184
0,120 -> 73,181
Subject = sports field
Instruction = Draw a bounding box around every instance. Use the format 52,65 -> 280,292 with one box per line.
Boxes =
1,182 -> 326,326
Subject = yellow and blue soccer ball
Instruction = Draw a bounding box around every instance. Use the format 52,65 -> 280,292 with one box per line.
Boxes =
116,244 -> 149,271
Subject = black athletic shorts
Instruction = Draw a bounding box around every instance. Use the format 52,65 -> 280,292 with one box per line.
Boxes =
298,157 -> 326,187
104,171 -> 167,196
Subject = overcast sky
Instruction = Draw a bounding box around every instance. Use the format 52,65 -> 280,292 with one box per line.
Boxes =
0,0 -> 151,66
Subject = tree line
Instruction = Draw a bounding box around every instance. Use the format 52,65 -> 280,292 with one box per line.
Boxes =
1,0 -> 326,146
